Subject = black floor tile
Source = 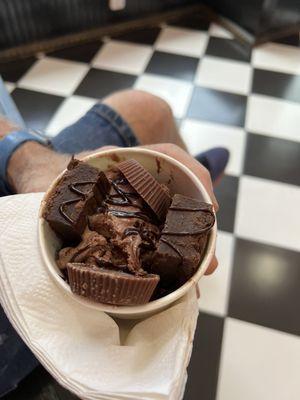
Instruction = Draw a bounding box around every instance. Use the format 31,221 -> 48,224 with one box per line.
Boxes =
273,34 -> 300,47
187,87 -> 247,127
206,37 -> 251,62
184,312 -> 224,400
0,57 -> 36,82
169,14 -> 210,31
4,366 -> 77,400
112,26 -> 161,45
47,41 -> 102,63
11,89 -> 64,131
244,133 -> 300,186
214,175 -> 239,233
75,68 -> 137,99
145,51 -> 198,81
252,68 -> 300,103
229,239 -> 300,336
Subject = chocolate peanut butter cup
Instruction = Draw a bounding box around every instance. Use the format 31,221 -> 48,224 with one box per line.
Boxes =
67,263 -> 159,306
117,159 -> 171,220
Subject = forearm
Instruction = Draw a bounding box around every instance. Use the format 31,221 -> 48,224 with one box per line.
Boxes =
7,141 -> 69,193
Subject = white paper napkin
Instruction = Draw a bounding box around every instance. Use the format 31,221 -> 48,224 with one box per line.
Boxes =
0,193 -> 199,400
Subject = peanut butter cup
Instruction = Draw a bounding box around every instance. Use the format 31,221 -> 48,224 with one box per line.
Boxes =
67,263 -> 159,305
117,159 -> 171,221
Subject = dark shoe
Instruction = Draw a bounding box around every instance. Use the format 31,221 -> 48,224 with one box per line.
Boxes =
196,147 -> 230,182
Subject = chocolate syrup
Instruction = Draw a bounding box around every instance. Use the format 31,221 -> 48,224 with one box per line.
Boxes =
59,173 -> 152,227
123,227 -> 158,252
109,209 -> 150,222
104,176 -> 150,222
69,181 -> 96,196
123,227 -> 140,237
59,199 -> 81,224
59,181 -> 96,223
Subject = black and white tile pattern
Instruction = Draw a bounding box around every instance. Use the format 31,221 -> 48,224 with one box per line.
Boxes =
2,16 -> 300,400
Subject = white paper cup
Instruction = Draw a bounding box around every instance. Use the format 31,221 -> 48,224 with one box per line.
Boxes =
39,148 -> 217,319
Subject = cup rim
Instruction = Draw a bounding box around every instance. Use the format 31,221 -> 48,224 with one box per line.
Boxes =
38,147 -> 217,317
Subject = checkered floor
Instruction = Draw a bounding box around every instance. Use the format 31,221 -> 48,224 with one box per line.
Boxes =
2,14 -> 300,400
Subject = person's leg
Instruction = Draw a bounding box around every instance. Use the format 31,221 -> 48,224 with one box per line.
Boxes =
101,91 -> 229,179
0,309 -> 39,396
50,90 -> 187,154
6,90 -> 188,193
5,89 -> 227,194
51,89 -> 228,179
102,90 -> 188,149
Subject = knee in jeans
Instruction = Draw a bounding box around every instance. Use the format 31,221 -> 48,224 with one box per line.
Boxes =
104,89 -> 174,128
131,90 -> 174,126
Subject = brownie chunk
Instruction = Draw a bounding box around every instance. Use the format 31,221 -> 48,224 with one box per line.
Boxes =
151,194 -> 215,287
43,159 -> 105,244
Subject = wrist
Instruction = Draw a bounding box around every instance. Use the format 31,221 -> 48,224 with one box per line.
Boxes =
0,117 -> 19,136
7,141 -> 70,193
7,141 -> 43,192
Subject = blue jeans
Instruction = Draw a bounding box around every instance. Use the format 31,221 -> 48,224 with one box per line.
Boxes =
0,97 -> 139,396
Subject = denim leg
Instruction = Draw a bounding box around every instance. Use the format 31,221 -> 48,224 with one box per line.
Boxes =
0,306 -> 39,397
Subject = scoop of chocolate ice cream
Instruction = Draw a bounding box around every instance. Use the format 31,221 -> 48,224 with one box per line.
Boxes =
57,230 -> 109,270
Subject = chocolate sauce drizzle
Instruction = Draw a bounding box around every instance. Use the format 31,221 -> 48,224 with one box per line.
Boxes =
103,177 -> 151,222
70,181 -> 96,196
59,181 -> 96,223
123,227 -> 139,237
123,226 -> 158,249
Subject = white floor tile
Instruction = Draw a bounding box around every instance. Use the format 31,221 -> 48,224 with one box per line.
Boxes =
196,56 -> 252,95
252,43 -> 300,75
235,176 -> 300,252
217,318 -> 300,400
180,119 -> 246,176
92,40 -> 153,75
46,95 -> 97,136
18,57 -> 89,96
135,73 -> 193,118
4,82 -> 15,93
246,94 -> 300,142
155,26 -> 208,57
198,231 -> 234,316
208,23 -> 234,39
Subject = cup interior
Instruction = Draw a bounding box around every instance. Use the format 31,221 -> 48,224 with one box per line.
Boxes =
39,148 -> 216,319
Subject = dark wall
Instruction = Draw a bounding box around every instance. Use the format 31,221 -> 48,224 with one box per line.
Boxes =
0,0 -> 197,50
203,0 -> 300,38
260,0 -> 300,34
204,0 -> 263,34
